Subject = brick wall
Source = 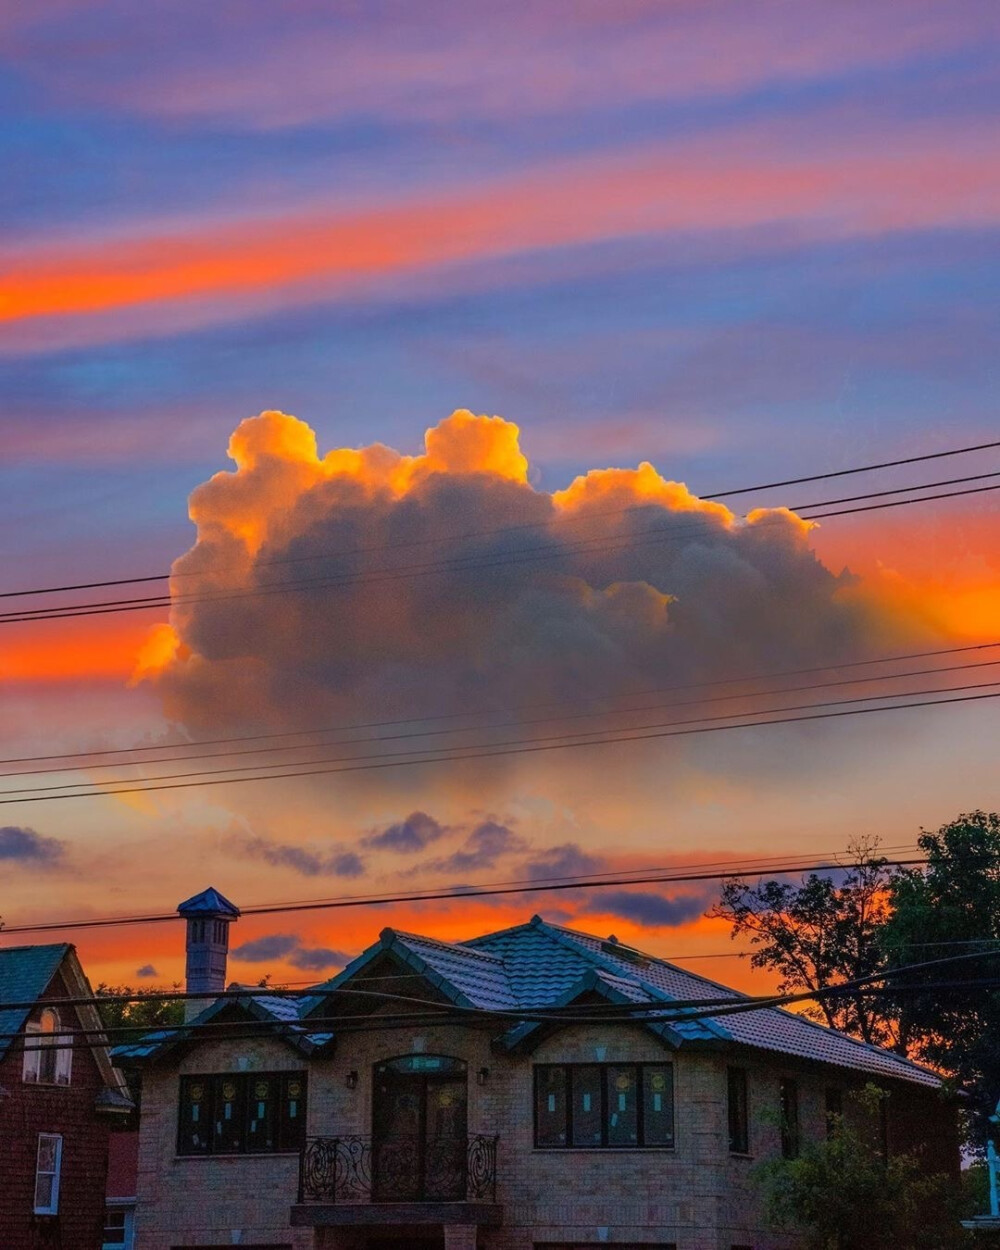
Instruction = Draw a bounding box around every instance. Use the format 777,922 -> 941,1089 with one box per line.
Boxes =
0,969 -> 113,1250
134,1019 -> 957,1250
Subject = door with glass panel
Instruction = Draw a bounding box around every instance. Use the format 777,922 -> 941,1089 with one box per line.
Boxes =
371,1056 -> 468,1201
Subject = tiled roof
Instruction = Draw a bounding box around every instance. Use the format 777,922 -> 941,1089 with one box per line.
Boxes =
0,944 -> 69,1058
468,917 -> 941,1087
177,887 -> 240,917
126,916 -> 942,1088
113,988 -> 329,1062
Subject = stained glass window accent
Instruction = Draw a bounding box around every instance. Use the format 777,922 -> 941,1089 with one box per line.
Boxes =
177,1072 -> 307,1155
533,1064 -> 674,1148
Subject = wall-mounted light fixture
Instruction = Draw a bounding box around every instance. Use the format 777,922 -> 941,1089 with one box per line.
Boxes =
477,1067 -> 490,1086
344,1070 -> 359,1090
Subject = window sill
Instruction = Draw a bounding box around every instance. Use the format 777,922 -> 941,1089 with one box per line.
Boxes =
533,1145 -> 676,1152
729,1152 -> 754,1160
174,1150 -> 301,1161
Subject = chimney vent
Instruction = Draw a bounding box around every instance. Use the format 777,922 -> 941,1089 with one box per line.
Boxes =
177,887 -> 240,1022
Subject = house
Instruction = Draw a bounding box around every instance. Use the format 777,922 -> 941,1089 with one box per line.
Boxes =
103,1129 -> 139,1250
121,890 -> 959,1250
0,943 -> 133,1250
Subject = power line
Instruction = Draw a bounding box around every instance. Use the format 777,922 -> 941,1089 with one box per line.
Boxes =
6,654 -> 997,783
12,953 -> 1000,1026
4,680 -> 999,805
0,852 -> 948,936
5,437 -> 997,603
4,476 -> 999,626
8,949 -> 1000,1056
7,838 -> 924,941
4,640 -> 995,772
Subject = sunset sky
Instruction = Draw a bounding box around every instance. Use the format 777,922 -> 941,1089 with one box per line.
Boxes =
1,1 -> 998,992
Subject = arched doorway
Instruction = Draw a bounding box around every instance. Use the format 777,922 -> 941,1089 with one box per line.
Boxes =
371,1056 -> 468,1201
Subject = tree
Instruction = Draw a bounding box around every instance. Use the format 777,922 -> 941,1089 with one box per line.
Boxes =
710,838 -> 902,1048
95,983 -> 186,1122
758,1085 -> 966,1250
94,982 -> 185,1034
713,812 -> 1000,1148
882,811 -> 1000,1140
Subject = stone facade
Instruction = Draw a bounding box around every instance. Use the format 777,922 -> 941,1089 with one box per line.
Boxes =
133,1016 -> 957,1250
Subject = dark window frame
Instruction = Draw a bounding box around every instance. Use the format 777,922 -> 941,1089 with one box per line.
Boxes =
727,1066 -> 750,1154
177,1071 -> 307,1157
533,1062 -> 675,1149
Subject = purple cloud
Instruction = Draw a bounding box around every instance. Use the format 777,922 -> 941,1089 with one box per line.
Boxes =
232,834 -> 365,878
364,811 -> 447,853
586,890 -> 710,929
0,826 -> 64,867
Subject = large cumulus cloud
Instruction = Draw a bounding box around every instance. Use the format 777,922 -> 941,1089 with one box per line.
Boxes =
144,408 -> 906,783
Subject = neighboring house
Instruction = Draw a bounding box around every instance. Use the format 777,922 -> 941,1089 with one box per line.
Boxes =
0,943 -> 133,1250
121,890 -> 959,1250
103,1130 -> 139,1250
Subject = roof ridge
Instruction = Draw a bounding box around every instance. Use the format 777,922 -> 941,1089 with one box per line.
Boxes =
0,942 -> 72,955
534,919 -> 941,1077
386,929 -> 505,962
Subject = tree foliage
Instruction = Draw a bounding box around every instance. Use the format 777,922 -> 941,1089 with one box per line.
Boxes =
94,982 -> 185,1033
713,812 -> 1000,1143
711,837 -> 900,1046
883,811 -> 1000,1140
758,1085 -> 966,1250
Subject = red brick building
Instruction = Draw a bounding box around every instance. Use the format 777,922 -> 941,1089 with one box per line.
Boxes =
0,943 -> 132,1250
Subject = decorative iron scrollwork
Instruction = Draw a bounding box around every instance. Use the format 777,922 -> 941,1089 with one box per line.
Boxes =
298,1134 -> 498,1204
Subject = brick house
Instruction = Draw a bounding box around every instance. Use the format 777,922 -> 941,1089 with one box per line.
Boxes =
0,943 -> 133,1250
121,891 -> 959,1250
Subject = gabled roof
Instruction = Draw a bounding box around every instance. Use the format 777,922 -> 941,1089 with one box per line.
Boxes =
126,914 -> 943,1090
0,944 -> 70,1058
0,942 -> 132,1103
305,927 -> 518,1015
466,917 -> 941,1087
114,989 -> 331,1063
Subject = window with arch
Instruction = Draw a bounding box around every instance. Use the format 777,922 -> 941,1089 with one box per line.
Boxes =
23,1006 -> 72,1085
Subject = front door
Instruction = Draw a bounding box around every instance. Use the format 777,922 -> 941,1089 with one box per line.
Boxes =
372,1056 -> 468,1202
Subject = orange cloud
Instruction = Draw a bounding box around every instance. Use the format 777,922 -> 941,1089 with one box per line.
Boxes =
138,406 -> 942,802
1,617 -> 155,685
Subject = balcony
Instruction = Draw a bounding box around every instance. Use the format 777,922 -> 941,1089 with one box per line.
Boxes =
291,1134 -> 502,1228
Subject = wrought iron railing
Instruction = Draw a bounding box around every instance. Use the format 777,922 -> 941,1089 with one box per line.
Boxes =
298,1134 -> 499,1204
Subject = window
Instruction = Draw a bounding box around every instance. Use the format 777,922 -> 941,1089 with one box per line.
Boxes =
779,1078 -> 799,1159
34,1133 -> 62,1214
727,1066 -> 749,1154
103,1208 -> 127,1248
102,1206 -> 136,1250
825,1086 -> 843,1137
533,1064 -> 674,1149
23,1007 -> 72,1086
177,1072 -> 306,1156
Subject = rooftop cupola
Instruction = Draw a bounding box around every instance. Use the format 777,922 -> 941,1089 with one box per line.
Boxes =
177,887 -> 240,1022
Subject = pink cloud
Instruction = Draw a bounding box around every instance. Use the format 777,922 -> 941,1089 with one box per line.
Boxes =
14,1 -> 995,132
2,117 -> 998,354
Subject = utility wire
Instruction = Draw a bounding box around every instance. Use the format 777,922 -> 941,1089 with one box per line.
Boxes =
4,477 -> 999,626
4,641 -> 995,771
3,437 -> 998,602
0,852 -> 953,936
1,840 -> 923,937
6,655 -> 997,783
15,944 -> 1000,1018
4,680 -> 999,803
